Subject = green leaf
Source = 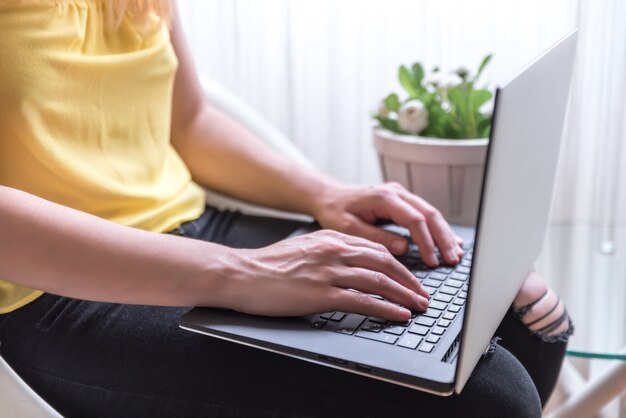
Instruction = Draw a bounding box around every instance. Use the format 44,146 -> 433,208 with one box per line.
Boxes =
476,117 -> 491,138
399,65 -> 418,98
412,63 -> 425,88
377,117 -> 404,134
448,86 -> 469,120
448,85 -> 473,137
474,54 -> 493,83
472,89 -> 492,110
384,93 -> 401,113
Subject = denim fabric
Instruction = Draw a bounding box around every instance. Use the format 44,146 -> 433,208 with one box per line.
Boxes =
0,206 -> 565,417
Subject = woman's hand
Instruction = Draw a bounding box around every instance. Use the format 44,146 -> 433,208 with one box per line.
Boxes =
219,230 -> 430,322
313,182 -> 464,267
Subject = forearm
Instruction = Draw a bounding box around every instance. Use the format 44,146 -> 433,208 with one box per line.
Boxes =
172,105 -> 339,217
0,186 -> 232,307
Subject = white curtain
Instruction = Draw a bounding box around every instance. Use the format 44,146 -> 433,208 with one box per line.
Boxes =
176,0 -> 625,230
177,0 -> 578,183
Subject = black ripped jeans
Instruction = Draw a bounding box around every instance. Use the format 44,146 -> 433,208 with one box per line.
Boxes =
0,206 -> 569,418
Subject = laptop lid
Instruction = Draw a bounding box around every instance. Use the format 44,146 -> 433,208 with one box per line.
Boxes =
179,30 -> 578,396
454,30 -> 578,393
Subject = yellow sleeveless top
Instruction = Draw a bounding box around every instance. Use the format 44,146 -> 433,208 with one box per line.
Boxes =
0,1 -> 206,313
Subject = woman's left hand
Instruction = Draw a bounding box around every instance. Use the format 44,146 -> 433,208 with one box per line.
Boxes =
313,182 -> 464,267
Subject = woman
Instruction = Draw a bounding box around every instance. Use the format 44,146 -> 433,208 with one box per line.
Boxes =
0,1 -> 572,417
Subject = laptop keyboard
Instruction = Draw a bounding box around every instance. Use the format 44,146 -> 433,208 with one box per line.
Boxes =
310,242 -> 473,354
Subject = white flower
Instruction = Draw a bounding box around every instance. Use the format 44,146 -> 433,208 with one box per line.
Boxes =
398,100 -> 429,134
441,73 -> 463,90
425,72 -> 443,87
425,72 -> 463,94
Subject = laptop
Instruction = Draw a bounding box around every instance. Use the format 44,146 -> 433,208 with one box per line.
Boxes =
179,30 -> 578,396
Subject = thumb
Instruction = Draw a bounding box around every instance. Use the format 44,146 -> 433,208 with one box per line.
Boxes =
347,217 -> 408,255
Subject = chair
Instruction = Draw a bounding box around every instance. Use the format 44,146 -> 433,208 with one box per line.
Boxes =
0,77 -> 314,417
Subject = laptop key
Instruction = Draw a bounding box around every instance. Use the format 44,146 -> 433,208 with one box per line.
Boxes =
447,280 -> 464,289
422,309 -> 442,319
419,342 -> 435,353
415,317 -> 436,327
361,321 -> 383,332
413,271 -> 428,279
426,335 -> 440,344
383,325 -> 406,336
368,316 -> 388,324
443,312 -> 456,320
449,305 -> 462,313
408,324 -> 430,335
428,301 -> 447,311
459,291 -> 468,299
435,266 -> 453,274
431,327 -> 446,336
428,272 -> 447,281
438,319 -> 451,328
450,272 -> 468,281
423,286 -> 438,296
456,266 -> 471,274
355,330 -> 398,345
453,298 -> 465,306
320,312 -> 335,320
330,312 -> 347,322
423,279 -> 442,288
398,335 -> 422,349
433,294 -> 453,303
440,286 -> 458,296
329,315 -> 366,335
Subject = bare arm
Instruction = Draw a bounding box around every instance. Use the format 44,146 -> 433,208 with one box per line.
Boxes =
168,4 -> 463,265
169,6 -> 335,217
0,186 -> 426,320
0,186 -> 227,307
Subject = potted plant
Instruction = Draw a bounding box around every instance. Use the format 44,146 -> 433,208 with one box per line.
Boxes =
373,55 -> 493,226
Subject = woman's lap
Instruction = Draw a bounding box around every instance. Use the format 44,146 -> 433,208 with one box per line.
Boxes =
0,207 -> 560,417
0,294 -> 541,418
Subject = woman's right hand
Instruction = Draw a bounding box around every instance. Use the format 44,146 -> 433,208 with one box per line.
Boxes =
217,229 -> 430,322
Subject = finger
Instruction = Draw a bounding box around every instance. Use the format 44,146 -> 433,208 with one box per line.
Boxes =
332,268 -> 429,312
341,215 -> 408,255
315,228 -> 392,253
331,289 -> 413,322
340,247 -> 428,298
368,196 -> 440,266
399,193 -> 461,265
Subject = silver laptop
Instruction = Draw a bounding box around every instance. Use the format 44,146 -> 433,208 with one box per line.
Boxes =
179,30 -> 578,396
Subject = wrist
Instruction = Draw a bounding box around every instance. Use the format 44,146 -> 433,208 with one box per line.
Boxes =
178,242 -> 242,309
304,174 -> 344,220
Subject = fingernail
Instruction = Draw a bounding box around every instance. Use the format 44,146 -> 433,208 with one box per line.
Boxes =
448,250 -> 459,263
419,296 -> 429,310
392,239 -> 406,254
400,307 -> 412,320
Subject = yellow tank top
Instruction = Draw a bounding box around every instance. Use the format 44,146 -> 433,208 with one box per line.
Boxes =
0,1 -> 206,313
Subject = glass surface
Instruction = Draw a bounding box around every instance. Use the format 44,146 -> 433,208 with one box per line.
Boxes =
536,224 -> 626,361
